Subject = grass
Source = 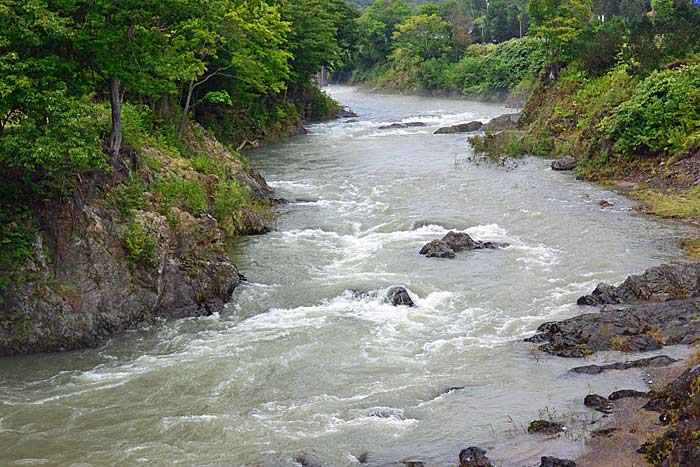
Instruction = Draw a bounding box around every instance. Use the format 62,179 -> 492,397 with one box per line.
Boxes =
633,187 -> 700,219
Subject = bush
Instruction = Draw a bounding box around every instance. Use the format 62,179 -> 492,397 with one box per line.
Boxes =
606,65 -> 700,158
213,180 -> 249,231
124,218 -> 156,264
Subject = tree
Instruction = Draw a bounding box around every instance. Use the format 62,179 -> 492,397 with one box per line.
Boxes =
357,0 -> 412,66
528,0 -> 593,77
392,14 -> 451,61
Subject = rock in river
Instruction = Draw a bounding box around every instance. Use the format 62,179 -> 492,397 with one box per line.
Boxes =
528,420 -> 565,434
551,156 -> 577,171
378,122 -> 426,130
387,286 -> 416,307
482,113 -> 521,132
434,121 -> 483,134
420,231 -> 508,259
584,394 -> 613,413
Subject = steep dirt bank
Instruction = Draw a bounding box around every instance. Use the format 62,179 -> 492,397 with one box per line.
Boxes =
0,125 -> 276,356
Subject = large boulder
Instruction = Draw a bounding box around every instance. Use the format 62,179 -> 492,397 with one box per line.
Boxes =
459,447 -> 493,467
551,156 -> 577,171
578,262 -> 700,306
482,113 -> 521,132
387,287 -> 416,307
434,121 -> 483,134
526,298 -> 700,357
420,231 -> 508,258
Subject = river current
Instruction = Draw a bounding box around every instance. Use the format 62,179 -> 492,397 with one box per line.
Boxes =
0,86 -> 693,466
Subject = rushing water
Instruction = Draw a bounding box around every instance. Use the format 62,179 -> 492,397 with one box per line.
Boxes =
0,86 -> 694,467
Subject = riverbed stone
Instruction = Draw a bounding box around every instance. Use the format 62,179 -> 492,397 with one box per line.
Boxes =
608,389 -> 650,400
570,355 -> 677,375
528,420 -> 565,434
551,156 -> 577,171
434,121 -> 483,134
584,394 -> 613,413
540,457 -> 576,467
459,447 -> 493,467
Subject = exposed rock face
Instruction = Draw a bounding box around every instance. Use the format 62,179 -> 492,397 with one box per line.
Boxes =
540,457 -> 576,467
528,420 -> 565,434
482,113 -> 521,132
378,122 -> 426,130
577,262 -> 700,306
0,125 -> 275,356
458,447 -> 493,467
638,366 -> 700,467
419,232 -> 508,258
570,355 -> 677,375
387,287 -> 416,307
526,298 -> 700,357
551,156 -> 577,171
434,121 -> 483,134
584,394 -> 613,413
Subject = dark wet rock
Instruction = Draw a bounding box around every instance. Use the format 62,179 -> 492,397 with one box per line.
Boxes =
387,287 -> 416,307
344,119 -> 359,124
378,122 -> 426,130
591,427 -> 618,437
403,461 -> 425,467
434,121 -> 483,134
609,389 -> 650,400
297,126 -> 309,135
551,156 -> 577,171
436,386 -> 467,398
271,198 -> 289,206
599,200 -> 614,208
459,447 -> 493,467
577,262 -> 700,306
540,456 -> 576,467
419,239 -> 456,258
420,231 -> 508,259
482,113 -> 521,132
528,420 -> 565,434
338,107 -> 357,118
585,394 -> 613,413
570,355 -> 678,375
525,298 -> 700,357
295,455 -> 322,467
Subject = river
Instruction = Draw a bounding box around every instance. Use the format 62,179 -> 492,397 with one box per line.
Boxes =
0,86 -> 693,466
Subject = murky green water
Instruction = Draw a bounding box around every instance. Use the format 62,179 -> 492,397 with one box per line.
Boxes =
0,86 -> 692,467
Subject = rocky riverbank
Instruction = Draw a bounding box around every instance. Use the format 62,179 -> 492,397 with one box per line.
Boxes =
0,124 -> 277,356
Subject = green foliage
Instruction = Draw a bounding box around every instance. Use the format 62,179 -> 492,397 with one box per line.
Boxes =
213,179 -> 250,231
124,218 -> 156,264
606,66 -> 700,158
391,14 -> 451,61
152,178 -> 208,216
105,175 -> 147,216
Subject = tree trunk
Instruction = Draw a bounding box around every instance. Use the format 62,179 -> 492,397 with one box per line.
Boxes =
179,79 -> 195,141
109,77 -> 124,157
